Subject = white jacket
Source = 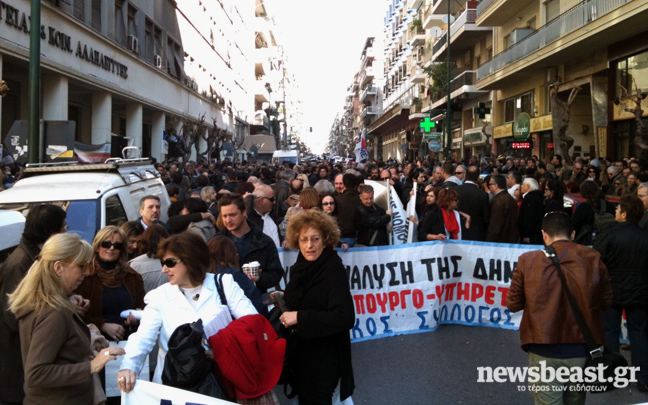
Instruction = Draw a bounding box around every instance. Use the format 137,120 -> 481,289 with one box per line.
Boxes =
120,273 -> 257,383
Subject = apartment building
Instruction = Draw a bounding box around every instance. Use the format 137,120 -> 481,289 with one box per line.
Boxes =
0,0 -> 264,162
476,0 -> 648,160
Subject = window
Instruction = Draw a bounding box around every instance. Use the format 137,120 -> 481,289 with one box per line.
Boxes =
545,0 -> 560,23
105,195 -> 127,228
127,4 -> 137,37
616,51 -> 648,98
91,0 -> 102,31
115,0 -> 126,45
503,92 -> 534,122
486,46 -> 492,62
527,17 -> 536,29
503,34 -> 511,50
73,0 -> 84,21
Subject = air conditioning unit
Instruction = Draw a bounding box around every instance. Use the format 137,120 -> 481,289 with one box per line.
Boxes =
546,66 -> 558,84
154,54 -> 162,68
127,35 -> 139,54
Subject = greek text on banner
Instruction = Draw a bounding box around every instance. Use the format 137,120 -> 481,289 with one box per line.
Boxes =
278,240 -> 539,343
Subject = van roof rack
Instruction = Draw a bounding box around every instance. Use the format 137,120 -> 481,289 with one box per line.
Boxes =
22,148 -> 158,185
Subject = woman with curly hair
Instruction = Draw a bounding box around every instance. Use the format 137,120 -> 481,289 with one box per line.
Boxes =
274,210 -> 354,404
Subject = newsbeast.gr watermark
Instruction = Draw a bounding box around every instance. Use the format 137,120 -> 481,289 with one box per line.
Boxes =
477,361 -> 639,391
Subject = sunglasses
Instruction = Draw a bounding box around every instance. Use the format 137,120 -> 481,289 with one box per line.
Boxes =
259,196 -> 276,202
455,171 -> 464,175
160,258 -> 183,268
321,202 -> 335,206
588,170 -> 596,173
100,241 -> 124,250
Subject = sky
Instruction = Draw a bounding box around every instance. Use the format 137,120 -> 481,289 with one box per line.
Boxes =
267,0 -> 387,154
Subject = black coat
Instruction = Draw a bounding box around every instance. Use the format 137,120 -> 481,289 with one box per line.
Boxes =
334,189 -> 363,239
486,190 -> 518,243
455,181 -> 491,241
0,237 -> 40,402
518,190 -> 545,244
219,220 -> 284,293
357,203 -> 390,246
417,204 -> 445,241
593,222 -> 648,307
284,248 -> 355,402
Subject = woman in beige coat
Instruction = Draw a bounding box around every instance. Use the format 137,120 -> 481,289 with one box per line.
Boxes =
9,233 -> 124,405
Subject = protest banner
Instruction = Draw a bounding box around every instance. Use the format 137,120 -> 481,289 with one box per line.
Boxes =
279,240 -> 538,342
365,180 -> 412,245
122,380 -> 230,405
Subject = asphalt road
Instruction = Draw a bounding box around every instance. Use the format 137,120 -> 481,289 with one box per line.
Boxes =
278,324 -> 648,405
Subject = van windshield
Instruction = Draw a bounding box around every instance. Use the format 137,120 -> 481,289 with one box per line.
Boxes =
0,200 -> 99,243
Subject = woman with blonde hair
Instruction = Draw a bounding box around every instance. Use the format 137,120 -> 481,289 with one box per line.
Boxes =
280,187 -> 320,246
74,226 -> 146,342
9,233 -> 124,404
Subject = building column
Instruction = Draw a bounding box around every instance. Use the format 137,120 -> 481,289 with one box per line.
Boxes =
151,111 -> 165,162
126,102 -> 143,155
92,92 -> 112,144
590,76 -> 608,158
42,74 -> 68,120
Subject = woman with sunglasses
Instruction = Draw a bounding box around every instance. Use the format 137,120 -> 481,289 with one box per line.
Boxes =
74,226 -> 146,342
9,233 -> 125,404
117,231 -> 257,393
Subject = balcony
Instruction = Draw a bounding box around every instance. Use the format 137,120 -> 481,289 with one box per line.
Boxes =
254,80 -> 270,103
360,86 -> 378,102
252,110 -> 270,128
430,70 -> 487,108
359,66 -> 375,86
423,12 -> 444,30
477,0 -> 634,85
431,9 -> 490,61
410,30 -> 426,47
360,105 -> 380,117
476,0 -> 535,27
411,66 -> 427,83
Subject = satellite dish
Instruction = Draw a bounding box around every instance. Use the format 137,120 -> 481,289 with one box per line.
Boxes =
441,15 -> 455,24
430,27 -> 443,38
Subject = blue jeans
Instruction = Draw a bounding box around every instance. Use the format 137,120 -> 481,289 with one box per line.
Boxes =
340,237 -> 355,247
604,306 -> 648,384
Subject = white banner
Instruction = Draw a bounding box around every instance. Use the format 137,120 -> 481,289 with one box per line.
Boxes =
364,180 -> 411,246
279,240 -> 538,342
122,380 -> 232,405
105,341 -> 149,397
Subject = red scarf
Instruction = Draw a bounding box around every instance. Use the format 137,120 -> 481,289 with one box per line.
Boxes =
442,208 -> 460,239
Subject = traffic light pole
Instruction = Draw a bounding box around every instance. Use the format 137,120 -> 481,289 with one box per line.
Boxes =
444,0 -> 451,159
28,0 -> 41,163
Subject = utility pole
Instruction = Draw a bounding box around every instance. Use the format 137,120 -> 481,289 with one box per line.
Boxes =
444,0 -> 452,159
28,0 -> 41,163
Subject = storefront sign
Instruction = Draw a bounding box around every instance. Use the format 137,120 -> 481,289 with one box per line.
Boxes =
423,132 -> 442,141
513,113 -> 531,140
530,114 -> 553,132
463,131 -> 484,144
511,142 -> 531,149
1,2 -> 129,79
493,123 -> 512,139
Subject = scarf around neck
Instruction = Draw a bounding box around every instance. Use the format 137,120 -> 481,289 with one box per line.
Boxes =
284,246 -> 339,310
442,208 -> 460,240
95,258 -> 127,288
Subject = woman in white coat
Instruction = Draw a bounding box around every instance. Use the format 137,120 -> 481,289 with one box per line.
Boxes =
116,231 -> 257,392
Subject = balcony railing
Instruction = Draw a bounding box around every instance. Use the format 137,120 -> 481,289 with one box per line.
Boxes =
477,0 -> 631,81
431,8 -> 477,57
476,0 -> 495,18
361,106 -> 380,117
430,69 -> 478,103
360,86 -> 378,101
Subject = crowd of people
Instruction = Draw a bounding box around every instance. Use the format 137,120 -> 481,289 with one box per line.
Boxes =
1,151 -> 648,404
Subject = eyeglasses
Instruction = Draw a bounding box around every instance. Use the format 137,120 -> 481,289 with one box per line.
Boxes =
259,196 -> 276,202
455,171 -> 464,175
298,236 -> 322,244
160,258 -> 183,268
588,170 -> 596,173
321,202 -> 335,206
100,241 -> 124,250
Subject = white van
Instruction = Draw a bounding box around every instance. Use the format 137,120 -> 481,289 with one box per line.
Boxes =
272,150 -> 299,166
0,154 -> 170,244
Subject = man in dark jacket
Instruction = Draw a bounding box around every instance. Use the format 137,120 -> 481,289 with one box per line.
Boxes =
334,173 -> 363,246
485,174 -> 518,243
356,185 -> 392,246
518,178 -> 545,245
594,195 -> 648,391
218,194 -> 284,294
0,204 -> 68,404
455,166 -> 490,241
508,211 -> 612,402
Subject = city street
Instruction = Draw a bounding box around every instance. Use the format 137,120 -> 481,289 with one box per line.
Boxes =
281,324 -> 647,405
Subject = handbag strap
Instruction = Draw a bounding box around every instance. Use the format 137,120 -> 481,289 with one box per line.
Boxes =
545,245 -> 603,359
214,273 -> 227,306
